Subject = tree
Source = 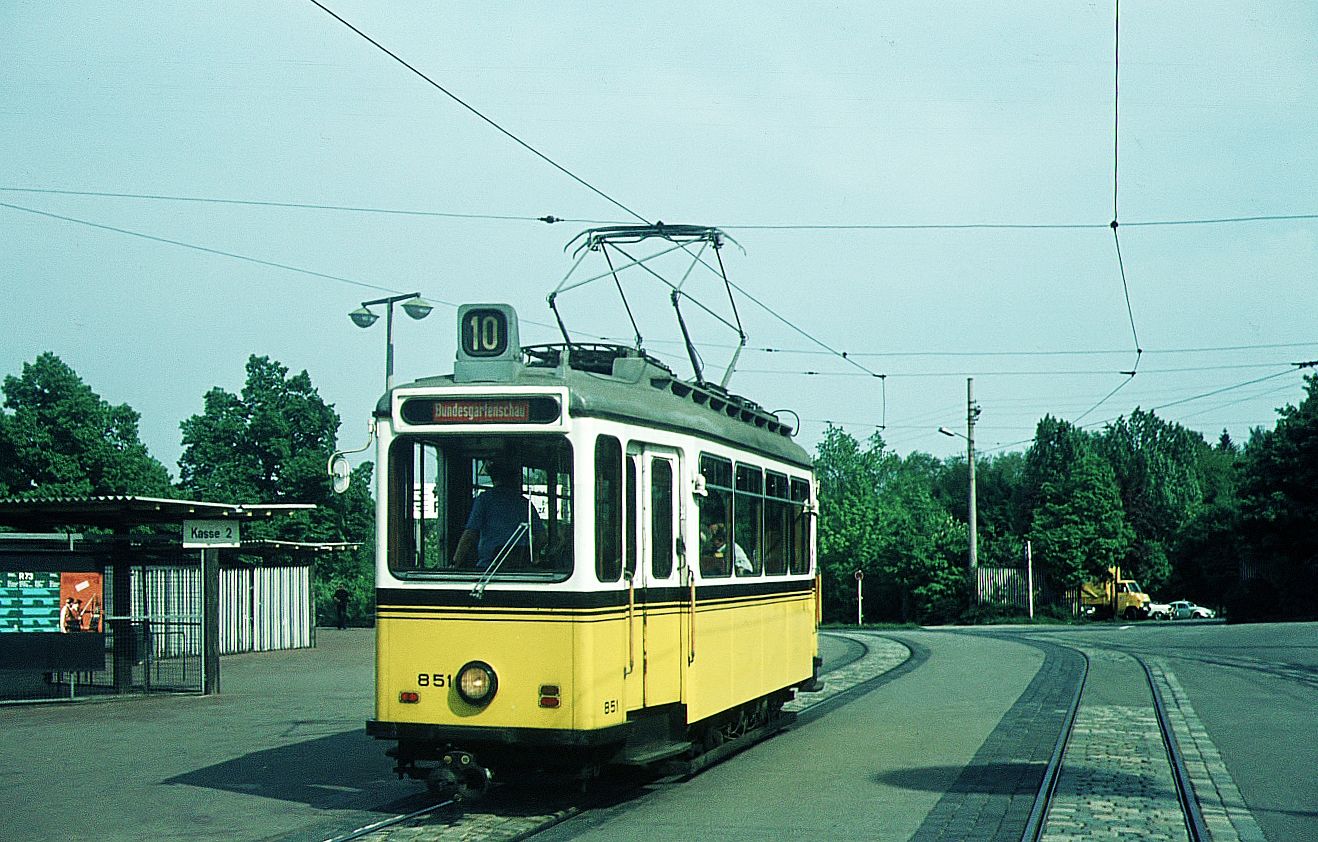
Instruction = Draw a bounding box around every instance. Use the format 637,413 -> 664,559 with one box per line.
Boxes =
179,356 -> 338,513
1237,374 -> 1318,619
1018,415 -> 1093,534
178,355 -> 375,624
1095,409 -> 1207,592
934,451 -> 1027,570
1172,432 -> 1242,607
1023,417 -> 1130,591
814,427 -> 965,624
0,353 -> 172,498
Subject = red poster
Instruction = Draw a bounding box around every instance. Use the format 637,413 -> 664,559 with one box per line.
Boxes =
59,572 -> 104,633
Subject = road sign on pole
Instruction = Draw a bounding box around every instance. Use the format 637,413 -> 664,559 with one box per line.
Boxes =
855,569 -> 864,626
183,519 -> 240,549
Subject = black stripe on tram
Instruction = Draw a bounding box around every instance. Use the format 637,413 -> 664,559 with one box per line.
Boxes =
375,579 -> 814,610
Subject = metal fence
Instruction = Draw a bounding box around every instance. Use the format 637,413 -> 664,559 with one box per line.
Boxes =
976,565 -> 1033,611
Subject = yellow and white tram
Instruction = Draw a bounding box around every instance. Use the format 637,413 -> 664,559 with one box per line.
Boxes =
366,302 -> 819,792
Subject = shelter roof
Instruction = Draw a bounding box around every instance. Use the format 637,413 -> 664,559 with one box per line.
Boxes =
0,495 -> 314,530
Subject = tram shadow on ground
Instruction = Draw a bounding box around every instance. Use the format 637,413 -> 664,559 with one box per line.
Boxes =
876,761 -> 1148,795
165,730 -> 403,810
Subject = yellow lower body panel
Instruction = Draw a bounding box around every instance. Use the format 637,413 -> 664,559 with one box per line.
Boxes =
375,590 -> 817,737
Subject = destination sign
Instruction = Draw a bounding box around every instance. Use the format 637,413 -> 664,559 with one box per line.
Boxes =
401,396 -> 561,426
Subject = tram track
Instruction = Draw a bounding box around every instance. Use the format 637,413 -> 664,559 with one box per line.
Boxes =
1023,644 -> 1208,842
312,631 -> 910,842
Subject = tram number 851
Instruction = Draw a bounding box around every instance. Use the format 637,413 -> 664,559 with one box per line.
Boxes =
418,673 -> 452,687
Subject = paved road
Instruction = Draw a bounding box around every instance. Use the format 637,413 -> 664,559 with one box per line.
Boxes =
538,632 -> 1046,841
2,622 -> 1313,841
0,629 -> 418,842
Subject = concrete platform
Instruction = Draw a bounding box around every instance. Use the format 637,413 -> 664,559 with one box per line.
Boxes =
0,628 -> 418,842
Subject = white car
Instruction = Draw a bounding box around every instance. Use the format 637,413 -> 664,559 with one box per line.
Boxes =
1148,601 -> 1173,620
1169,600 -> 1215,620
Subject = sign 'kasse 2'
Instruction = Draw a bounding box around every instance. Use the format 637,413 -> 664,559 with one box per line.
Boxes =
182,519 -> 240,548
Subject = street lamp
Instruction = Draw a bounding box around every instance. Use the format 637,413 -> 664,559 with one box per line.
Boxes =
349,293 -> 434,391
938,377 -> 981,575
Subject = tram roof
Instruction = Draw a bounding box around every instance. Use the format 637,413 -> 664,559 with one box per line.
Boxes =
386,344 -> 814,469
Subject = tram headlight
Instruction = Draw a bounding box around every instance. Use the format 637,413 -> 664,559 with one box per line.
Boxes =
457,661 -> 498,706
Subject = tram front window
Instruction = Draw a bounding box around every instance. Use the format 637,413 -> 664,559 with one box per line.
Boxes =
387,435 -> 574,580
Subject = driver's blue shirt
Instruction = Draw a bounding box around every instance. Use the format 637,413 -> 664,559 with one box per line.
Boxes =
465,486 -> 545,567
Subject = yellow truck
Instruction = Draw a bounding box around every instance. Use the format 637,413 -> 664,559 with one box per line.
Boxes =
1080,567 -> 1151,620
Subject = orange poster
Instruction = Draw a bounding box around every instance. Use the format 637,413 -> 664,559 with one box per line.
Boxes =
59,572 -> 104,633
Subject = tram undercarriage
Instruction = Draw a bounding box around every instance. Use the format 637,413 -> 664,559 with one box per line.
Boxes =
376,686 -> 801,799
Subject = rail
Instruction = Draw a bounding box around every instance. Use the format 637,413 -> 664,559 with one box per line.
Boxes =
1135,654 -> 1210,842
1020,648 -> 1089,842
1022,646 -> 1207,842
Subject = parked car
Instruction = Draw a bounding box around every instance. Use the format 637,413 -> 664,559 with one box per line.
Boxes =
1148,601 -> 1173,620
1169,600 -> 1215,620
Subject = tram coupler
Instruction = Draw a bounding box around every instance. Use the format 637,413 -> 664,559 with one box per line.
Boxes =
424,751 -> 491,801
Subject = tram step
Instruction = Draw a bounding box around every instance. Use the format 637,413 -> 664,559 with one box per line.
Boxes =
615,740 -> 694,767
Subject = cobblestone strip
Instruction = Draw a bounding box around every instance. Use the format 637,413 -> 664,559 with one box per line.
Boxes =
1146,660 -> 1267,842
1041,703 -> 1188,842
784,632 -> 911,714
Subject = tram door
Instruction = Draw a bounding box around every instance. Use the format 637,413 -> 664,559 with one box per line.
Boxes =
633,446 -> 682,709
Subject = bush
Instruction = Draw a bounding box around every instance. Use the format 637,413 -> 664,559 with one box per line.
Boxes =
1223,577 -> 1280,623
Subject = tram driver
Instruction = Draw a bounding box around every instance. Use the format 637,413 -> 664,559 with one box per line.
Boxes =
453,455 -> 547,570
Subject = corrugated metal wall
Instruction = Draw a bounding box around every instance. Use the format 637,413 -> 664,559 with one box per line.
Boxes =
219,564 -> 312,654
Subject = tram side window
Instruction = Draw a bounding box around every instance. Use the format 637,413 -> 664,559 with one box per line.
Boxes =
734,465 -> 763,576
698,454 -> 733,578
651,459 -> 674,579
625,456 -> 638,579
789,477 -> 813,575
764,472 -> 790,576
596,436 -> 624,582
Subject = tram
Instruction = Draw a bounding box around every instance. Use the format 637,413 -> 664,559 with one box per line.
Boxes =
363,257 -> 819,794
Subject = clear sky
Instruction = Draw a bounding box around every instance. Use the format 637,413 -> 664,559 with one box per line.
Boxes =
2,2 -> 1315,477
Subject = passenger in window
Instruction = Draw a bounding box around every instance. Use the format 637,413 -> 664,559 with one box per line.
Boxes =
453,456 -> 546,569
705,517 -> 752,575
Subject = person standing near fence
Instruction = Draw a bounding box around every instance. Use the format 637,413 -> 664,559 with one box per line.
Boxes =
333,585 -> 350,630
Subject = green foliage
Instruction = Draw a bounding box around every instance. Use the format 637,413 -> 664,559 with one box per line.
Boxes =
1025,419 -> 1131,589
0,353 -> 172,498
935,451 -> 1026,569
178,355 -> 376,624
1238,374 -> 1318,619
814,426 -> 966,624
1166,433 -> 1242,604
1095,409 -> 1208,592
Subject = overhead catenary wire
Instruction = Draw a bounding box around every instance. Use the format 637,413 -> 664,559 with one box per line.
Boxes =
0,186 -> 601,225
299,1 -> 886,401
5,187 -> 1314,231
1072,0 -> 1142,428
608,337 -> 1317,360
0,200 -> 401,297
304,0 -> 650,226
5,5 -> 1306,459
735,362 -> 1300,378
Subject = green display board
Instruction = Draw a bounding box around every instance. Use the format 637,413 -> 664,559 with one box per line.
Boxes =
0,571 -> 61,633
